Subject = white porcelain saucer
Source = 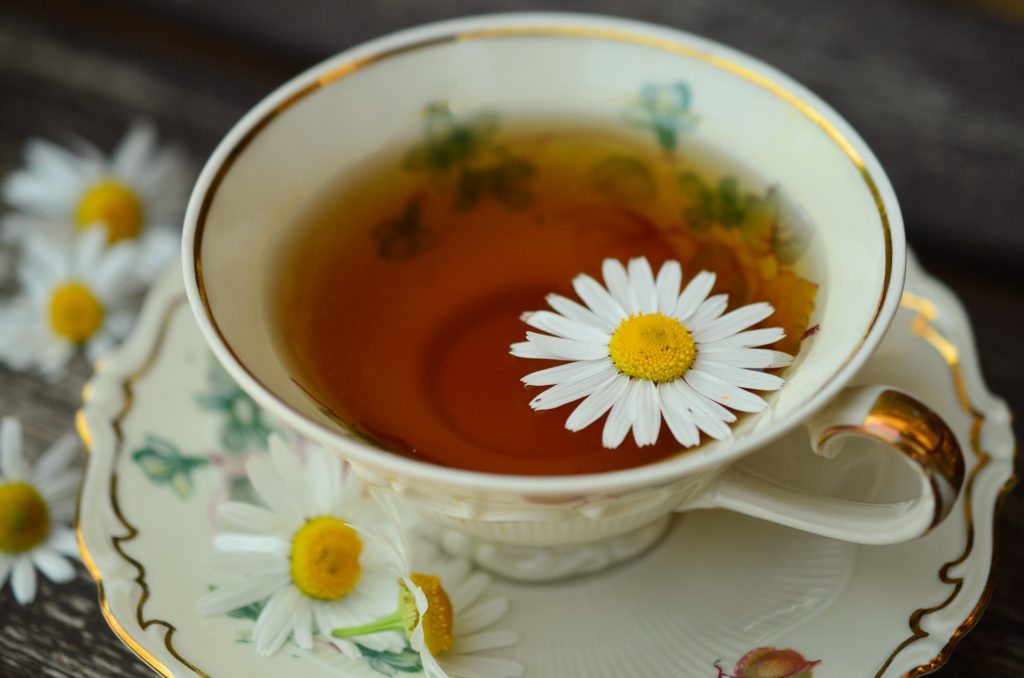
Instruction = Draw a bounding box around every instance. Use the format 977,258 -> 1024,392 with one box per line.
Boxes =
76,255 -> 1016,678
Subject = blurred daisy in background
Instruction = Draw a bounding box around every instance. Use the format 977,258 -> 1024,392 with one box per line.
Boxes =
1,120 -> 190,276
0,228 -> 145,379
512,257 -> 793,449
0,417 -> 81,605
199,435 -> 404,659
333,500 -> 523,678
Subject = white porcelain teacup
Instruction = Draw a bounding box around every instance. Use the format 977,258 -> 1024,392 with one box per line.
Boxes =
182,13 -> 964,581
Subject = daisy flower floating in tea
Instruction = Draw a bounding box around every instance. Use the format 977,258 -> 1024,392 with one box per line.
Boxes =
199,435 -> 404,658
1,120 -> 189,274
333,504 -> 523,678
511,257 -> 793,448
0,417 -> 82,605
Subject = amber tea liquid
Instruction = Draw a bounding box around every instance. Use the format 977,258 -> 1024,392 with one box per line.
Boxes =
268,115 -> 819,475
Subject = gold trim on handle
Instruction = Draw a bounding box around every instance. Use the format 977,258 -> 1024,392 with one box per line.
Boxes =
819,389 -> 965,530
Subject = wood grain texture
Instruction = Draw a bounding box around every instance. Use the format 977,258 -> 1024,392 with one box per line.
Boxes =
0,0 -> 1021,676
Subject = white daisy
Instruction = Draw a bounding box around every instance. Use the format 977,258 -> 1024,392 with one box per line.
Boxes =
199,434 -> 403,659
511,257 -> 794,449
0,417 -> 81,605
1,121 -> 190,277
333,501 -> 523,678
0,228 -> 146,379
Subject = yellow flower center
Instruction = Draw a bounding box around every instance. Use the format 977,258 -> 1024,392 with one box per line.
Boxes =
76,180 -> 144,242
49,282 -> 105,343
399,573 -> 455,655
290,516 -> 363,600
608,312 -> 697,383
0,482 -> 50,554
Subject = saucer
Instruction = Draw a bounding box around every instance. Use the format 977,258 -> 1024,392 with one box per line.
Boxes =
76,254 -> 1016,678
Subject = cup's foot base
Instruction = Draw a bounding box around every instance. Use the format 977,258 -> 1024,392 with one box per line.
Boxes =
424,515 -> 674,582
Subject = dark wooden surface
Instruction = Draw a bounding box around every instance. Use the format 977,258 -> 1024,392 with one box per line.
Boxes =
0,0 -> 1021,675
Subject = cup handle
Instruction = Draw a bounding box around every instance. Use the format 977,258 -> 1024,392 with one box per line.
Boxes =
696,385 -> 965,544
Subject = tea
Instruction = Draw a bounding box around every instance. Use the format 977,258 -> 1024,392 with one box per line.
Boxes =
268,110 -> 819,475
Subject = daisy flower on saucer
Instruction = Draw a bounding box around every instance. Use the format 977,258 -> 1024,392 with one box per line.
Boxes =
333,498 -> 523,678
199,434 -> 404,659
511,257 -> 793,448
0,228 -> 146,379
0,417 -> 82,605
1,121 -> 190,275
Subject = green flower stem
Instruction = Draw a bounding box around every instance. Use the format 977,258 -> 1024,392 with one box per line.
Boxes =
332,609 -> 403,639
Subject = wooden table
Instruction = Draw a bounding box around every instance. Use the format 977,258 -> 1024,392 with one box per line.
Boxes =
1,0 -> 1021,675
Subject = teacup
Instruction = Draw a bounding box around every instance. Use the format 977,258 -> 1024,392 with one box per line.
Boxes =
182,13 -> 964,581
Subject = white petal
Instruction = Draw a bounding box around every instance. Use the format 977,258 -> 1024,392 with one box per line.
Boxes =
313,606 -> 361,660
33,433 -> 79,484
509,341 -> 554,359
632,379 -> 662,447
269,436 -> 311,516
12,557 -> 37,605
35,470 -> 80,504
0,417 -> 26,481
292,596 -> 314,650
525,310 -> 609,343
90,240 -> 142,302
602,259 -> 636,313
687,294 -> 729,328
453,629 -> 521,654
112,121 -> 157,178
253,586 -> 301,656
422,653 -> 448,678
47,526 -> 81,559
40,347 -> 76,382
31,548 -> 76,583
521,358 -> 610,387
307,446 -> 341,517
213,533 -> 290,556
198,573 -> 287,615
457,597 -> 509,636
47,497 -> 76,523
207,551 -> 288,576
692,302 -> 774,344
705,327 -> 785,349
692,360 -> 785,391
135,144 -> 191,209
73,228 -> 108,278
218,501 -> 286,534
565,373 -> 631,432
602,379 -> 640,448
133,229 -> 179,286
450,571 -> 491,612
529,364 -> 619,410
658,384 -> 701,447
246,452 -> 299,519
673,271 -> 716,321
655,260 -> 682,315
545,293 -> 614,332
667,380 -> 734,440
685,370 -> 767,413
523,332 -> 609,361
335,466 -> 366,519
573,273 -> 627,325
696,346 -> 794,369
627,257 -> 658,313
